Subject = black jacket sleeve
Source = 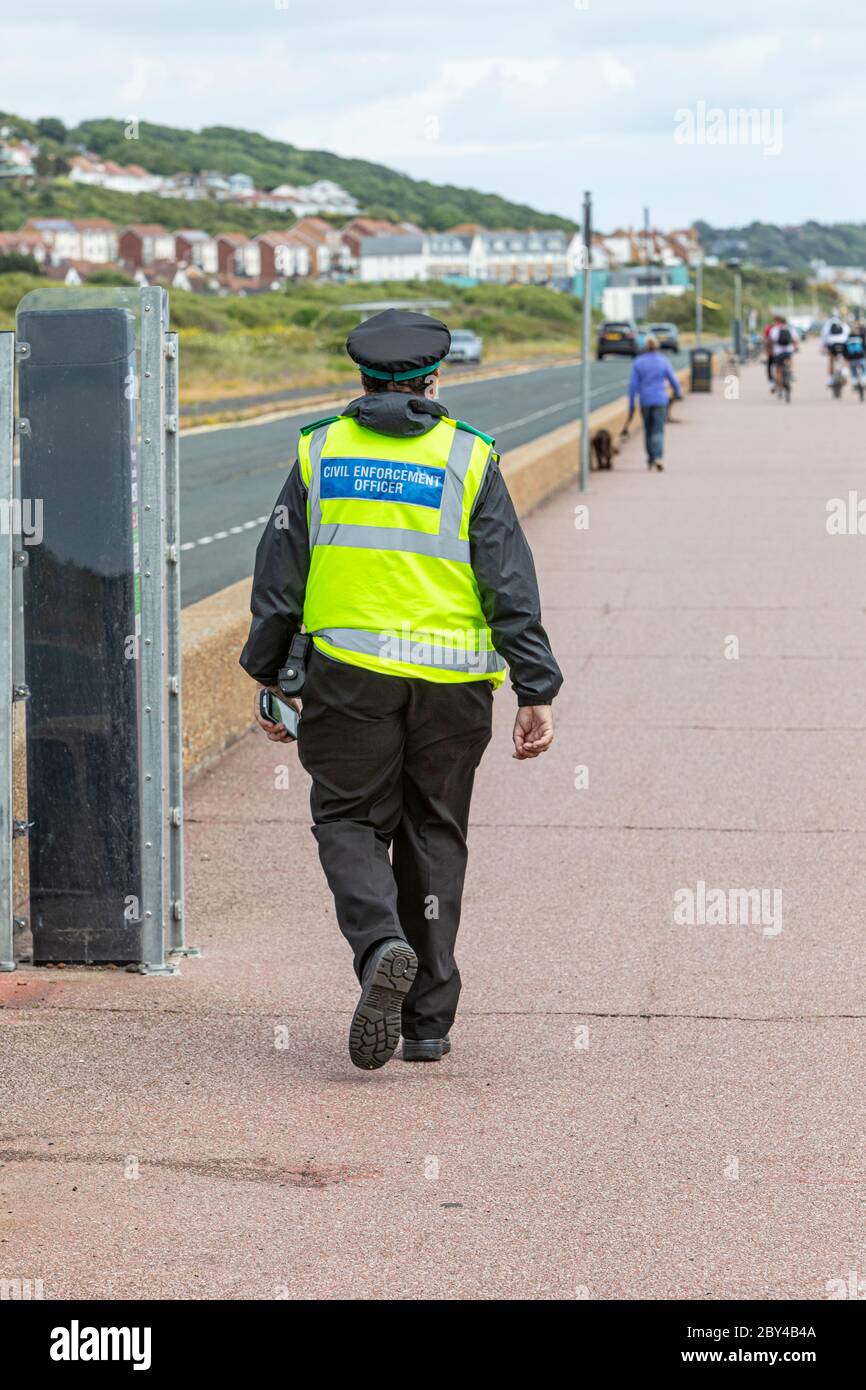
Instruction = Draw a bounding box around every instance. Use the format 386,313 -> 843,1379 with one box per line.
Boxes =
470,456 -> 563,705
238,460 -> 309,685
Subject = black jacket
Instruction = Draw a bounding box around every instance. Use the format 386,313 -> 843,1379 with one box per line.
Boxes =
239,393 -> 563,705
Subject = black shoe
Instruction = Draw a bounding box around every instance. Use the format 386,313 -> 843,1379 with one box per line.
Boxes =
401,1036 -> 451,1062
348,939 -> 418,1071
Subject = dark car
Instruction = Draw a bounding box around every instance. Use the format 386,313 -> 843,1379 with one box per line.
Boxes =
597,320 -> 641,359
644,321 -> 680,352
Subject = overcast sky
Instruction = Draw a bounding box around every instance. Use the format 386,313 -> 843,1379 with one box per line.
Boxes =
2,0 -> 863,229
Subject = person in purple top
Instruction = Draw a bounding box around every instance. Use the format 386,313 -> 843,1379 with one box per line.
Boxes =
622,335 -> 683,471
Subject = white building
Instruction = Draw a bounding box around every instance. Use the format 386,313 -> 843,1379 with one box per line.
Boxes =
426,233 -> 474,278
21,218 -> 82,263
469,230 -> 571,284
269,179 -> 359,217
358,234 -> 427,282
69,155 -> 163,195
175,229 -> 219,274
255,232 -> 311,279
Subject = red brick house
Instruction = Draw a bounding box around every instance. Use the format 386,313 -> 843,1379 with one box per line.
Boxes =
216,233 -> 261,278
119,224 -> 176,268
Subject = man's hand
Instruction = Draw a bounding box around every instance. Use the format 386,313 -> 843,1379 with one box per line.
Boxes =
253,683 -> 300,744
512,705 -> 554,760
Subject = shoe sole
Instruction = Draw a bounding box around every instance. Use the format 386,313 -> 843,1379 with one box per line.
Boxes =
349,941 -> 418,1071
401,1039 -> 451,1063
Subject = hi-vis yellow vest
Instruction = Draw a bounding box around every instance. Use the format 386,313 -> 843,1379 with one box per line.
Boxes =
297,412 -> 507,686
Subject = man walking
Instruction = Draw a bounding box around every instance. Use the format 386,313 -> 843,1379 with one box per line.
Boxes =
240,309 -> 562,1071
622,334 -> 683,471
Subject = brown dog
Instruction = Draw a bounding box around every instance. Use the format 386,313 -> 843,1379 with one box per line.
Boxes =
591,428 -> 617,470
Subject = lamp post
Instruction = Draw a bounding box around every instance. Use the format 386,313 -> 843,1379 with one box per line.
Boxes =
727,257 -> 743,361
691,251 -> 704,348
579,190 -> 592,492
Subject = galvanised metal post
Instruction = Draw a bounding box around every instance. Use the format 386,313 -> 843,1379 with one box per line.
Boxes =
138,288 -> 176,975
695,257 -> 703,348
579,190 -> 592,492
164,332 -> 197,959
0,333 -> 14,971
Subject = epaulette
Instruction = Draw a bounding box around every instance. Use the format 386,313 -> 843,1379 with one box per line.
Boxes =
299,414 -> 341,437
454,419 -> 495,447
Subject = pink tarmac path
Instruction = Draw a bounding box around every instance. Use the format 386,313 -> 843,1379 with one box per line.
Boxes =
1,343 -> 864,1300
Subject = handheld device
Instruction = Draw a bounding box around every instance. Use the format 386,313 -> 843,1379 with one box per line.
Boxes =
258,688 -> 300,739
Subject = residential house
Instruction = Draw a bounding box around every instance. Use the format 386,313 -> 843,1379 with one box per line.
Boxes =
119,224 -> 177,268
21,218 -> 82,263
159,172 -> 206,201
598,229 -> 638,266
255,232 -> 310,279
289,217 -> 343,276
0,230 -> 48,264
69,155 -> 163,195
71,219 -> 118,264
216,233 -> 262,278
601,266 -> 688,322
268,180 -> 359,217
341,218 -> 406,272
42,262 -> 88,286
199,171 -> 233,199
471,230 -> 570,284
358,234 -> 427,282
427,232 -> 474,279
175,229 -> 219,273
227,172 -> 255,195
0,137 -> 36,178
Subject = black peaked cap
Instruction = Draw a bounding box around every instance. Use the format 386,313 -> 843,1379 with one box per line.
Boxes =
346,308 -> 451,380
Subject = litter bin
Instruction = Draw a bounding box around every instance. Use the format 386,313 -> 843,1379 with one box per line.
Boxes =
690,347 -> 713,393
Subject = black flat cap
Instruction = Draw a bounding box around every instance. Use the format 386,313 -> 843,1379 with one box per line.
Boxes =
346,308 -> 451,381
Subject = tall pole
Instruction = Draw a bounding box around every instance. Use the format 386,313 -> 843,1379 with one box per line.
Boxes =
580,190 -> 592,492
734,270 -> 743,361
695,257 -> 703,348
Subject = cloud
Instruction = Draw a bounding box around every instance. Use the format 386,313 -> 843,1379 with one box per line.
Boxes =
1,1 -> 865,225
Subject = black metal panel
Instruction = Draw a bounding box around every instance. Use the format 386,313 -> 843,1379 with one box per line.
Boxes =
18,308 -> 143,963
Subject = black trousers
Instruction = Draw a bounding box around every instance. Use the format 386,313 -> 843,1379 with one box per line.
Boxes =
297,651 -> 493,1039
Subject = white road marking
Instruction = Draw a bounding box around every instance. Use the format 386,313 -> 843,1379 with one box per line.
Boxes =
182,515 -> 270,553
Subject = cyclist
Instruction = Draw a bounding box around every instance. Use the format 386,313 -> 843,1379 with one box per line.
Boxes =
762,318 -> 777,389
767,315 -> 798,395
821,313 -> 849,383
844,320 -> 866,392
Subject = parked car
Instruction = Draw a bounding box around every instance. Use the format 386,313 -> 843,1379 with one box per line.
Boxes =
643,321 -> 680,352
597,321 -> 641,359
446,329 -> 483,364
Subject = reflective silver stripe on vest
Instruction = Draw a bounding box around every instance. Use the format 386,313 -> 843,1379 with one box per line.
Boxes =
315,523 -> 469,563
312,626 -> 506,674
307,421 -> 479,561
306,425 -> 328,551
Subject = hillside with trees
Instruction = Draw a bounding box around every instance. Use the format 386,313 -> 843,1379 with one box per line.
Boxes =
0,112 -> 576,233
696,219 -> 866,272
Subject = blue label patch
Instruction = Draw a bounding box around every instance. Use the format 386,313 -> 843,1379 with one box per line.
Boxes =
320,457 -> 445,509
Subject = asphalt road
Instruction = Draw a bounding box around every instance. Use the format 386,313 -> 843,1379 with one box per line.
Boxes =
179,352 -> 686,606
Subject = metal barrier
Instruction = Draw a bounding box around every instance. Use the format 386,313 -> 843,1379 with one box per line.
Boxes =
0,287 -> 196,973
0,332 -> 14,971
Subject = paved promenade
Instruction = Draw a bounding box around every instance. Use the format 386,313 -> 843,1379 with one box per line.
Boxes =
2,343 -> 863,1300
